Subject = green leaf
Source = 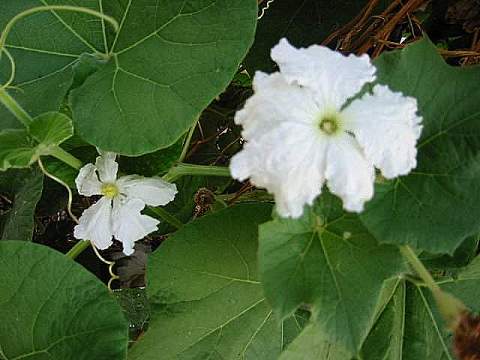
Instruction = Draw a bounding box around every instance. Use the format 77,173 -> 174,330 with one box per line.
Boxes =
0,129 -> 36,170
0,167 -> 43,241
361,255 -> 480,359
360,38 -> 480,254
0,112 -> 74,171
129,203 -> 304,359
259,194 -> 405,354
280,323 -> 351,360
245,0 -> 380,72
0,241 -> 128,359
1,1 -> 257,155
28,111 -> 73,148
0,2 -> 76,130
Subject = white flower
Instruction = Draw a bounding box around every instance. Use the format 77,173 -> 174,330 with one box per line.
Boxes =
230,38 -> 422,218
74,152 -> 178,255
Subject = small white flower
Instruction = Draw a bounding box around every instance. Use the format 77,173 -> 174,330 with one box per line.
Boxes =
230,38 -> 422,218
74,151 -> 177,255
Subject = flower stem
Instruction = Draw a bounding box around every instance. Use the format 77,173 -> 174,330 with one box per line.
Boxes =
163,163 -> 231,182
400,244 -> 466,328
66,240 -> 91,259
50,146 -> 83,170
0,87 -> 32,126
148,207 -> 184,229
399,245 -> 440,292
178,120 -> 198,162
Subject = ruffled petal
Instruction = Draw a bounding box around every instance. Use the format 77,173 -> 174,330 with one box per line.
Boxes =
342,85 -> 422,178
325,135 -> 375,212
271,38 -> 376,109
75,163 -> 102,196
116,175 -> 177,206
112,198 -> 159,255
231,121 -> 328,218
235,72 -> 322,138
95,152 -> 118,183
73,196 -> 113,250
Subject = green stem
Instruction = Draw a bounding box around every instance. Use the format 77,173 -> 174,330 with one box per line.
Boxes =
0,6 -> 118,51
400,244 -> 467,328
50,146 -> 83,170
163,163 -> 231,182
179,121 -> 198,162
400,245 -> 440,292
148,207 -> 183,229
0,87 -> 32,126
66,240 -> 91,259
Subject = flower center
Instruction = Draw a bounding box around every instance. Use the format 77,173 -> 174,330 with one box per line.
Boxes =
101,183 -> 119,199
319,115 -> 340,135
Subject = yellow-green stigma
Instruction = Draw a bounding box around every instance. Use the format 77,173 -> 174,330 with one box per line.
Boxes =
319,116 -> 340,135
101,183 -> 119,199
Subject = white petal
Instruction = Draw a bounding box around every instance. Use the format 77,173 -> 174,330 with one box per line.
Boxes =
95,152 -> 118,183
116,175 -> 177,206
112,198 -> 159,255
75,163 -> 102,196
342,85 -> 422,178
236,72 -> 322,138
271,38 -> 376,109
231,121 -> 328,218
73,197 -> 113,250
325,135 -> 375,212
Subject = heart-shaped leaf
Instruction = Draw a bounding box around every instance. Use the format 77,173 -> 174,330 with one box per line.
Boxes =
2,1 -> 257,154
361,39 -> 480,254
0,241 -> 128,359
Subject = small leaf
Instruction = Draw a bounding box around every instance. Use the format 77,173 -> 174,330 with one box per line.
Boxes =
0,167 -> 43,241
259,194 -> 405,353
361,38 -> 480,254
0,241 -> 129,359
129,203 -> 304,359
29,111 -> 74,148
0,129 -> 36,170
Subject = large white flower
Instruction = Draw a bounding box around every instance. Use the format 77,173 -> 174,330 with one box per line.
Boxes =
230,38 -> 422,218
74,152 -> 177,255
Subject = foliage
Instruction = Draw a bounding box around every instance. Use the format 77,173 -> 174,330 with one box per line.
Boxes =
1,1 -> 480,359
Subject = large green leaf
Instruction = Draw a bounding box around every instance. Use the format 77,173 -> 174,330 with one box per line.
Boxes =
0,241 -> 128,359
360,39 -> 480,254
1,1 -> 257,155
0,167 -> 43,241
129,203 -> 305,359
360,253 -> 480,360
259,194 -> 405,354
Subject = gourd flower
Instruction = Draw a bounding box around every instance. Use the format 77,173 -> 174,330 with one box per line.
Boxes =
74,152 -> 177,255
230,38 -> 422,218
